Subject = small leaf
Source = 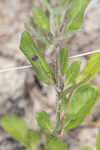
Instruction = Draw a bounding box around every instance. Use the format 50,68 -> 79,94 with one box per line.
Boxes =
36,111 -> 51,131
54,7 -> 64,29
80,146 -> 92,150
33,8 -> 50,31
60,0 -> 66,3
46,134 -> 67,150
27,129 -> 41,150
96,127 -> 100,150
65,61 -> 81,86
20,32 -> 53,85
1,116 -> 41,148
1,116 -> 29,147
66,0 -> 90,32
60,47 -> 68,75
44,147 -> 49,150
64,85 -> 99,130
76,52 -> 100,84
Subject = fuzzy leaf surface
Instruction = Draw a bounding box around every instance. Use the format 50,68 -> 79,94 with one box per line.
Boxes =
65,61 -> 81,86
76,52 -> 100,84
64,85 -> 99,130
60,47 -> 68,75
46,134 -> 67,150
20,32 -> 53,85
27,129 -> 41,149
66,0 -> 90,32
36,111 -> 51,131
1,116 -> 28,147
33,8 -> 50,31
1,116 -> 40,148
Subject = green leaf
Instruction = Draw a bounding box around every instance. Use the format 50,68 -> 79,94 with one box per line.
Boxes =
60,47 -> 68,75
1,116 -> 28,147
27,129 -> 41,150
65,61 -> 81,86
44,147 -> 49,150
66,0 -> 90,32
46,134 -> 67,150
36,111 -> 51,131
1,116 -> 41,148
96,127 -> 100,150
33,8 -> 50,31
52,123 -> 61,134
60,0 -> 66,3
54,7 -> 64,29
80,146 -> 92,150
20,32 -> 53,85
64,85 -> 99,130
76,52 -> 100,84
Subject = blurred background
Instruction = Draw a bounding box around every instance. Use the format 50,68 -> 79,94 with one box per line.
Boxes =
0,0 -> 100,150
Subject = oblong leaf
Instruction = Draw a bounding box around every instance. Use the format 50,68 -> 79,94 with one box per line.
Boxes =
96,127 -> 100,150
65,61 -> 81,86
27,129 -> 41,149
64,85 -> 99,130
36,111 -> 51,131
20,32 -> 53,85
66,0 -> 90,32
80,146 -> 92,150
33,8 -> 50,31
1,116 -> 41,148
46,134 -> 67,150
1,116 -> 29,147
76,52 -> 100,84
54,7 -> 64,30
60,47 -> 68,75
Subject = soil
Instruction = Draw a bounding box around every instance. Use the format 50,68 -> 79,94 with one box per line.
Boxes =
0,0 -> 100,150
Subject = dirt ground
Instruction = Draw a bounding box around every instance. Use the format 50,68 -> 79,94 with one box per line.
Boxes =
0,0 -> 100,150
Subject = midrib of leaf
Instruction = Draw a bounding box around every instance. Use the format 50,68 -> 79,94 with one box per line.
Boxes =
62,51 -> 67,70
36,63 -> 50,84
64,87 -> 99,128
69,87 -> 98,114
67,71 -> 75,82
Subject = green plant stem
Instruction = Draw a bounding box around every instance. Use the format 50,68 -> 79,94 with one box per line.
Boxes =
58,76 -> 91,133
58,88 -> 76,134
55,44 -> 65,136
55,52 -> 61,126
